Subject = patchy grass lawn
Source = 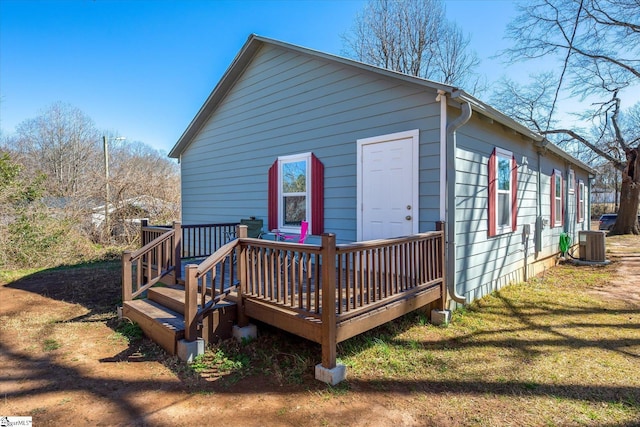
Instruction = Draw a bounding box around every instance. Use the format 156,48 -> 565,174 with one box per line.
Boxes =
188,236 -> 640,426
1,235 -> 639,426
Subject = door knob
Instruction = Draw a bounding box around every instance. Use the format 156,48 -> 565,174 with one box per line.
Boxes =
406,215 -> 412,220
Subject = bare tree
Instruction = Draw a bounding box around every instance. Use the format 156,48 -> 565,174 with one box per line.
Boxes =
14,102 -> 103,199
108,141 -> 180,211
342,0 -> 482,90
498,0 -> 640,234
7,102 -> 181,245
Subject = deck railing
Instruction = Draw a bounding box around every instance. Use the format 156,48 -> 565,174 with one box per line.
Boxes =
122,221 -> 181,302
335,232 -> 444,321
183,234 -> 241,341
243,239 -> 324,315
141,220 -> 238,259
181,223 -> 238,259
127,221 -> 445,374
180,228 -> 445,370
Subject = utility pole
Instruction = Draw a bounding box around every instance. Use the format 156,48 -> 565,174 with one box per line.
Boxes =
103,135 -> 110,242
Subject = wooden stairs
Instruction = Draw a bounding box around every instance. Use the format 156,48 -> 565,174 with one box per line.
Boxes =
122,284 -> 238,355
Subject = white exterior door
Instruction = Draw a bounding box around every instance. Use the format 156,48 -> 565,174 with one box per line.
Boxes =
357,130 -> 419,241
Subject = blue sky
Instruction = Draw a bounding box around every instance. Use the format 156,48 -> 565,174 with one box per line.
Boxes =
1,0 -> 530,154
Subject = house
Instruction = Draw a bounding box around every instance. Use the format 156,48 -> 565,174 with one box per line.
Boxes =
168,34 -> 595,306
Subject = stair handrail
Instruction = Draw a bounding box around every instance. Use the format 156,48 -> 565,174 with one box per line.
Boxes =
194,239 -> 238,277
122,223 -> 181,302
130,228 -> 174,260
183,224 -> 248,341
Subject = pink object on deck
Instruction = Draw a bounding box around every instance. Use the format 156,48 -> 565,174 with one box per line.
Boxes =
299,221 -> 309,244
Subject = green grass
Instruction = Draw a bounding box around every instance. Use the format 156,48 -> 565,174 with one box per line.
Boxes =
43,338 -> 61,351
0,267 -> 44,283
180,331 -> 316,387
176,236 -> 640,425
332,252 -> 638,424
112,320 -> 144,343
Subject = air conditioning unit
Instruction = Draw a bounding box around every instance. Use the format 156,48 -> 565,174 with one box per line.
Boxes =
578,231 -> 606,262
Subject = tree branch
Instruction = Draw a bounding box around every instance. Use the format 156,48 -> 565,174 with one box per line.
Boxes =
610,90 -> 629,151
586,0 -> 640,33
545,0 -> 584,131
542,129 -> 625,169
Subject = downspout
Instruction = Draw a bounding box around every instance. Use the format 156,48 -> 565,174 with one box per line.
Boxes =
437,90 -> 447,221
565,164 -> 570,235
536,152 -> 542,253
588,175 -> 595,230
445,98 -> 472,304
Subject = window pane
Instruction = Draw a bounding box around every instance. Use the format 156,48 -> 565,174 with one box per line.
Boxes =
498,193 -> 510,226
497,157 -> 510,191
555,199 -> 562,221
555,175 -> 561,195
283,196 -> 306,226
282,160 -> 306,193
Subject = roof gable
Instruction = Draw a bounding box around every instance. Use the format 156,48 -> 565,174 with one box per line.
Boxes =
168,34 -> 455,159
168,34 -> 595,175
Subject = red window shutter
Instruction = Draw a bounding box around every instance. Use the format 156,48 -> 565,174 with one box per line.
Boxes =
268,159 -> 278,231
511,155 -> 518,232
311,153 -> 324,235
488,148 -> 497,237
550,172 -> 556,227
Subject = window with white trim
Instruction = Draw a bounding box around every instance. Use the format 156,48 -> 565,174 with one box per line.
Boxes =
268,152 -> 324,235
578,180 -> 585,223
496,151 -> 512,230
551,169 -> 564,227
279,153 -> 310,231
488,147 -> 517,236
568,169 -> 575,194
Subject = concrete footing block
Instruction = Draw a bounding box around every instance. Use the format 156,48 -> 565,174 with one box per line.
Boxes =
315,363 -> 347,385
232,324 -> 257,342
117,306 -> 123,320
177,338 -> 205,363
431,309 -> 451,326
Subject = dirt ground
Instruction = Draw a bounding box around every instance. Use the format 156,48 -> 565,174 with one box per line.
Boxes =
1,235 -> 638,427
588,236 -> 640,304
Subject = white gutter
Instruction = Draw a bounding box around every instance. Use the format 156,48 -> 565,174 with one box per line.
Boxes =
446,94 -> 472,304
454,90 -> 595,175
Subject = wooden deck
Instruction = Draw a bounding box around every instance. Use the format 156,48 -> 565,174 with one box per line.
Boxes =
122,222 -> 446,375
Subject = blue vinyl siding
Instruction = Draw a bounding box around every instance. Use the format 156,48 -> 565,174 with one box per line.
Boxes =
452,112 -> 591,300
181,44 -> 441,244
178,39 -> 593,304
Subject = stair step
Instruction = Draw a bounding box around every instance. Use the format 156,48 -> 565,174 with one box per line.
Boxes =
122,299 -> 185,355
148,285 -> 187,314
148,285 -> 216,315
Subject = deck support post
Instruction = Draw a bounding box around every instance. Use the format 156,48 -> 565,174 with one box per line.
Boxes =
184,264 -> 198,341
173,221 -> 182,284
122,251 -> 132,302
236,225 -> 249,327
320,233 -> 337,369
317,233 -> 346,385
435,222 -> 447,311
